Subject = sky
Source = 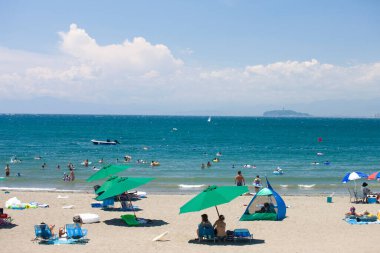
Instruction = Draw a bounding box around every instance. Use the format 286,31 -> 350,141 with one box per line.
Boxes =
0,0 -> 379,116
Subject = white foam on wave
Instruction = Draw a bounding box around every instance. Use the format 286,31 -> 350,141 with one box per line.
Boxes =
298,184 -> 316,188
179,184 -> 206,188
0,187 -> 86,193
280,185 -> 289,188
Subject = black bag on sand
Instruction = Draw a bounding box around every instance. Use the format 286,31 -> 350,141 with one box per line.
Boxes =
73,215 -> 82,224
226,230 -> 234,241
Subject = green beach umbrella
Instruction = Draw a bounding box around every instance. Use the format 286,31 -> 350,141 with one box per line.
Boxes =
180,185 -> 249,215
96,177 -> 155,201
86,164 -> 131,182
95,175 -> 119,194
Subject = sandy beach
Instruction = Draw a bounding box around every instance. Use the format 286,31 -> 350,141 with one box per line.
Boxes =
1,191 -> 380,253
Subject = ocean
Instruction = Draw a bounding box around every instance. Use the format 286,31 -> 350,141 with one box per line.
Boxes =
1,114 -> 379,195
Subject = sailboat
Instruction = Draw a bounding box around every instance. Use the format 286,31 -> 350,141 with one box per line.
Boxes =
207,116 -> 211,123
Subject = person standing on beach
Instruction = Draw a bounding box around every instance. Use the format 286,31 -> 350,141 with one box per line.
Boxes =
235,171 -> 245,186
5,164 -> 10,177
253,175 -> 262,193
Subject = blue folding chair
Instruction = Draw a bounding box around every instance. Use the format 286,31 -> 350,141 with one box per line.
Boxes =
65,224 -> 88,240
198,225 -> 215,242
102,197 -> 115,208
34,224 -> 57,241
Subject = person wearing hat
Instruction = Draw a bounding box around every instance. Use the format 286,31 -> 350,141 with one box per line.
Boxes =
361,182 -> 372,203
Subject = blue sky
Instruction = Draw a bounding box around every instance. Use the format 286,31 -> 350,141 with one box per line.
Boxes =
0,0 -> 379,116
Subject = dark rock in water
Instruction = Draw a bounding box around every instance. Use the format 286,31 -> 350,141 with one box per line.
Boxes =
263,110 -> 312,118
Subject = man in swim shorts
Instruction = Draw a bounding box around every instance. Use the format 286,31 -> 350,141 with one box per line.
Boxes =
235,171 -> 245,186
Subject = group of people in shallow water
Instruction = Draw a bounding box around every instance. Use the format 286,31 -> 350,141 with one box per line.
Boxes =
197,214 -> 227,239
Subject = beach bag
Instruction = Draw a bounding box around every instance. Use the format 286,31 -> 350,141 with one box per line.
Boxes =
226,230 -> 234,241
73,215 -> 82,224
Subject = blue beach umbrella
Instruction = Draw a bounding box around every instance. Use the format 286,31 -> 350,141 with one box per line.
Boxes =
342,172 -> 368,183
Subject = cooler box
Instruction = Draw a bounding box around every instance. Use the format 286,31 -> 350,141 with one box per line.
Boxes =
91,202 -> 102,208
367,197 -> 377,204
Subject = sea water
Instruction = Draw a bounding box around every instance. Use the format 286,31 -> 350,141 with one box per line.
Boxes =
0,114 -> 379,195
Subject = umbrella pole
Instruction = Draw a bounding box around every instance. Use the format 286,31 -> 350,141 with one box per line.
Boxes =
127,194 -> 137,218
215,206 -> 220,216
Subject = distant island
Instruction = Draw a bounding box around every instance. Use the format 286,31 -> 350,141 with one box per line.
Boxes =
263,109 -> 312,118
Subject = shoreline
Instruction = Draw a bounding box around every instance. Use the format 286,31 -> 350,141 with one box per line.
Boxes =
0,187 -> 359,197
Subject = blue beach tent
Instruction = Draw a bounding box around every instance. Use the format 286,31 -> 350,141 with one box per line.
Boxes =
240,178 -> 286,221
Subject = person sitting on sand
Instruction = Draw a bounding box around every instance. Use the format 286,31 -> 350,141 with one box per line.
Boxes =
40,222 -> 55,236
257,202 -> 275,213
235,171 -> 245,186
345,206 -> 362,217
197,214 -> 213,239
58,227 -> 66,238
213,215 -> 227,238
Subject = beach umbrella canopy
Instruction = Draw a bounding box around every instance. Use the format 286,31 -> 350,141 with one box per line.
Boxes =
256,187 -> 274,196
342,171 -> 368,183
179,185 -> 249,215
95,175 -> 120,194
96,177 -> 155,201
368,171 -> 380,180
86,164 -> 131,182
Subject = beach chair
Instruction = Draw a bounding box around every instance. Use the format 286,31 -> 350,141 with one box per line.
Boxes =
0,213 -> 13,226
65,224 -> 88,239
102,197 -> 115,208
233,228 -> 253,242
34,224 -> 57,241
354,190 -> 365,203
121,214 -> 140,226
347,188 -> 354,203
198,225 -> 216,242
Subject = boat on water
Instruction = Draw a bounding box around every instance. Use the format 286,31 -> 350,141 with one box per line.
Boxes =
91,139 -> 120,145
207,116 -> 211,122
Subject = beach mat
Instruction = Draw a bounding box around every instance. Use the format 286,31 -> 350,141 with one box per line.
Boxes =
344,218 -> 380,225
39,238 -> 89,245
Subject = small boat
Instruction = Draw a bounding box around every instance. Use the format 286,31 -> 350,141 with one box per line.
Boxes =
91,139 -> 120,145
207,116 -> 211,122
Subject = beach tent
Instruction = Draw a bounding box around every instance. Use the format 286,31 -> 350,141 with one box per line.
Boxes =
240,178 -> 286,221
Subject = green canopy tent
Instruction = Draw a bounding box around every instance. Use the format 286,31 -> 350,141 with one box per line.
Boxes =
96,177 -> 155,216
180,185 -> 249,215
86,164 -> 130,182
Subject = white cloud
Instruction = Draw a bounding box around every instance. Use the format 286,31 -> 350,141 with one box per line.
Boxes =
58,24 -> 183,74
0,24 -> 380,115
